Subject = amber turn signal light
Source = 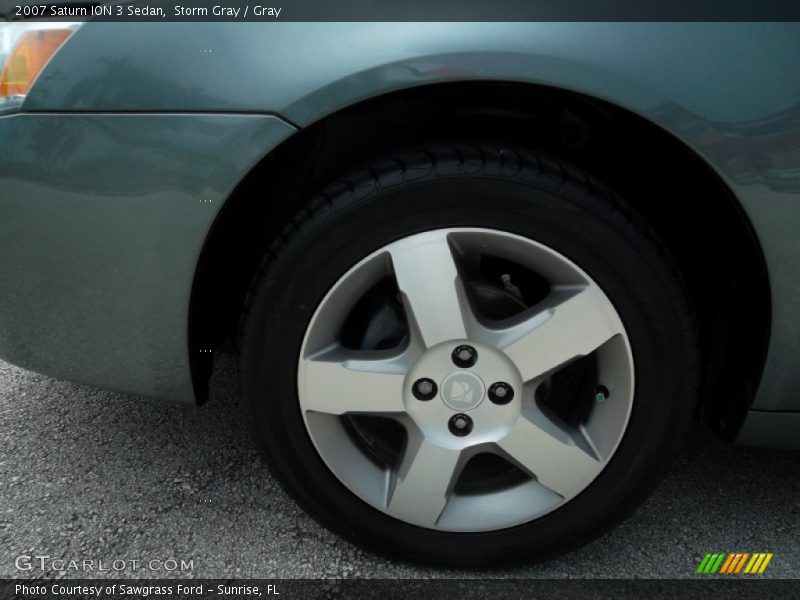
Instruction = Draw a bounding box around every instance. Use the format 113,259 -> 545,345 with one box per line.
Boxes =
0,28 -> 74,97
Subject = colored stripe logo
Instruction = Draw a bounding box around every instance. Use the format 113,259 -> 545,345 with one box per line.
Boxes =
696,552 -> 773,574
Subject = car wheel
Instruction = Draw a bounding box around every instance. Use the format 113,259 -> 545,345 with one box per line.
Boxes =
240,144 -> 699,566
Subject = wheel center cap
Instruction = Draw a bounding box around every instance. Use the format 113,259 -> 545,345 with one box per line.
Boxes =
441,371 -> 485,411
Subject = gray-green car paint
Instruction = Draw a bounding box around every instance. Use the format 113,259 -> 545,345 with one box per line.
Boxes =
0,113 -> 295,402
0,23 -> 798,442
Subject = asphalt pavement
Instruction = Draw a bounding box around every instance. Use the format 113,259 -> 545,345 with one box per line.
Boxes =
2,355 -> 799,579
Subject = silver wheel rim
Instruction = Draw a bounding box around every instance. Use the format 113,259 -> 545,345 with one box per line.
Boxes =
297,228 -> 634,532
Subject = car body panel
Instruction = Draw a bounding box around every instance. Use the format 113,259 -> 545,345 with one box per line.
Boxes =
2,23 -> 799,436
0,113 -> 295,403
736,410 -> 800,449
23,22 -> 800,126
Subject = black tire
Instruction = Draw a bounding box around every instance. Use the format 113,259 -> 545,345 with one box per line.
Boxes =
240,144 -> 699,566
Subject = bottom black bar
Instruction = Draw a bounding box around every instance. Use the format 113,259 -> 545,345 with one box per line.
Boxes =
2,579 -> 800,600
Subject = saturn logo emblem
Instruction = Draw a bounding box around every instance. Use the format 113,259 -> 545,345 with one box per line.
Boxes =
441,372 -> 485,411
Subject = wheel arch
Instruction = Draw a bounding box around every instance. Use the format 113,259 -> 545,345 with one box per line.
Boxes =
189,80 -> 770,441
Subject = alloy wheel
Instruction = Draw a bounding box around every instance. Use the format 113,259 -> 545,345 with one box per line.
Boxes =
297,228 -> 634,532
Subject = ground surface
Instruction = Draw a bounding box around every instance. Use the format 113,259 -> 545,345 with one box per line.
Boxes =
1,356 -> 799,579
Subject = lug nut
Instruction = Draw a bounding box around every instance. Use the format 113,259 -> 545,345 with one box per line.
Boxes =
488,382 -> 514,405
452,345 -> 478,368
448,413 -> 473,436
412,378 -> 437,401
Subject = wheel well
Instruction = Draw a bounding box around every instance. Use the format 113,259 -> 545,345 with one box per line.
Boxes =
189,81 -> 770,439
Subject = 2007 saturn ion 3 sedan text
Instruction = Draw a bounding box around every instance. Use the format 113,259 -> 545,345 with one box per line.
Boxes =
1,18 -> 799,566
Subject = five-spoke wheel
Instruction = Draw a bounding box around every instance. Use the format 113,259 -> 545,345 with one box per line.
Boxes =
241,145 -> 697,565
298,229 -> 633,531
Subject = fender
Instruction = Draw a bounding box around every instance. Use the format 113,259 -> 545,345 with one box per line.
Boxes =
16,22 -> 800,411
